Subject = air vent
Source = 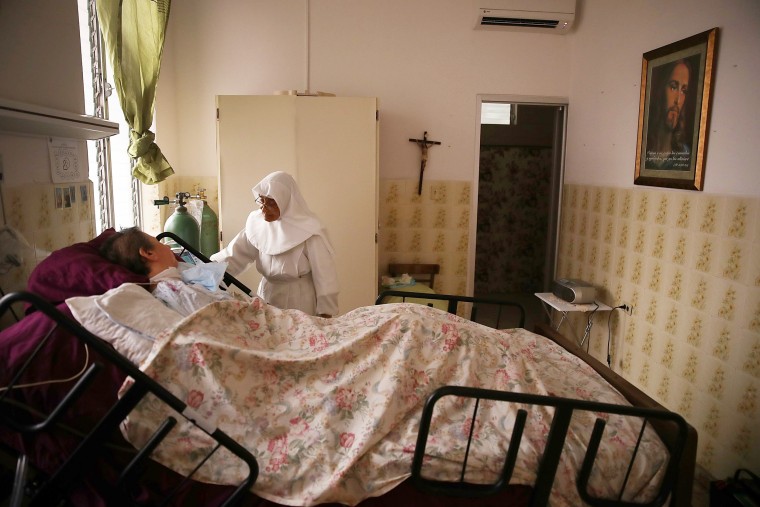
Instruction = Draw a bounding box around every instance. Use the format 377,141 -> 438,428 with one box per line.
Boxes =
480,16 -> 560,29
475,0 -> 575,34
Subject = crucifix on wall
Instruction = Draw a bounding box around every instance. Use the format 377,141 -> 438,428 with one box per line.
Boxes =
409,131 -> 441,195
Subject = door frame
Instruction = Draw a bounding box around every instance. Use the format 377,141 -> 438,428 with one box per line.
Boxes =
469,94 -> 568,296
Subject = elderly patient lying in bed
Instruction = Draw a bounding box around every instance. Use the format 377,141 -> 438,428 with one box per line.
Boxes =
62,229 -> 670,507
99,226 -> 248,316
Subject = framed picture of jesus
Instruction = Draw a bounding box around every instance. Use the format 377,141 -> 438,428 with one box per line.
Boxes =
634,28 -> 718,191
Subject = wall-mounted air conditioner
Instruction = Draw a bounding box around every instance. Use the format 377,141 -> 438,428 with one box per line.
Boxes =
476,0 -> 576,34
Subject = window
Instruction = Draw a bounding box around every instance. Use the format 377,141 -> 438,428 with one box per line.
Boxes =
77,0 -> 142,234
480,102 -> 516,125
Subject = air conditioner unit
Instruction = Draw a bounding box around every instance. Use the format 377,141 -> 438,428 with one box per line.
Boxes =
476,0 -> 575,34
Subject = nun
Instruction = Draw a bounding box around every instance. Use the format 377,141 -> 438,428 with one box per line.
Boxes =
211,171 -> 339,318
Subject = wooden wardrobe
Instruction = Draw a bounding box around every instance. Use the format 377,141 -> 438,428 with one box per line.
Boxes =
216,95 -> 379,315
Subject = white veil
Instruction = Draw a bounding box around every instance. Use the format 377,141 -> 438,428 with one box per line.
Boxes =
244,171 -> 334,255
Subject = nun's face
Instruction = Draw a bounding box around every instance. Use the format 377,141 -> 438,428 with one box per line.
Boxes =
256,195 -> 281,222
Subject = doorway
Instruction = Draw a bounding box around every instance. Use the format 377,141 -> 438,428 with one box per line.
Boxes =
470,97 -> 566,329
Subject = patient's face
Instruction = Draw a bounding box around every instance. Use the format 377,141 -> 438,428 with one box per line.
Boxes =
145,234 -> 179,271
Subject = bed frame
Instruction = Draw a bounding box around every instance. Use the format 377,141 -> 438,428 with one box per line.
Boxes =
0,233 -> 697,506
376,289 -> 527,329
0,291 -> 258,507
156,231 -> 253,296
533,322 -> 698,507
375,289 -> 698,507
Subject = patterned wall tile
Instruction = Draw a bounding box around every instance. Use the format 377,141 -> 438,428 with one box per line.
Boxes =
452,181 -> 471,206
688,273 -> 711,312
428,182 -> 448,205
601,187 -> 613,217
630,254 -> 643,285
408,205 -> 423,228
603,217 -> 615,245
694,233 -> 715,275
717,281 -> 739,322
747,198 -> 760,244
666,266 -> 685,302
635,191 -> 650,223
650,226 -> 666,259
697,196 -> 722,234
647,258 -> 663,293
455,206 -> 470,229
654,192 -> 669,226
717,240 -> 745,282
384,179 -> 760,480
736,330 -> 760,378
378,179 -> 472,292
559,184 -> 760,481
724,197 -> 750,239
1,180 -> 95,329
675,196 -> 692,229
592,187 -> 603,213
620,190 -> 633,220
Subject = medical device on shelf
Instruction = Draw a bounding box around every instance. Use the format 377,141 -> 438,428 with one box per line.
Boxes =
552,278 -> 596,304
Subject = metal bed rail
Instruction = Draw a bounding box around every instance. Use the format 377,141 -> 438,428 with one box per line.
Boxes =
376,290 -> 526,329
412,385 -> 689,507
156,231 -> 253,297
0,291 -> 259,507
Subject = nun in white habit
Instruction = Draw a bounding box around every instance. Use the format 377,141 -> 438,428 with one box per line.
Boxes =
210,171 -> 339,317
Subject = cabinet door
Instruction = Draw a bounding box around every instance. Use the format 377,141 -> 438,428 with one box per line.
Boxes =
216,95 -> 378,314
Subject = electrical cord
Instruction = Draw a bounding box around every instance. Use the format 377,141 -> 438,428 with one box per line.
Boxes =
0,177 -> 6,226
583,302 -> 599,352
606,304 -> 630,368
0,344 -> 90,393
606,310 -> 614,367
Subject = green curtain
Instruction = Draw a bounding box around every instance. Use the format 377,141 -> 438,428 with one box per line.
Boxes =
96,0 -> 173,184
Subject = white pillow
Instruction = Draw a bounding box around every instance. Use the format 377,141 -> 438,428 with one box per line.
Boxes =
67,283 -> 183,366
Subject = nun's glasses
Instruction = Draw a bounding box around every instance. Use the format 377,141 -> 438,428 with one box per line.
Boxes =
255,196 -> 277,208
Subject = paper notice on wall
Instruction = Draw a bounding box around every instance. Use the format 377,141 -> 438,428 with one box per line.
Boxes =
48,137 -> 86,183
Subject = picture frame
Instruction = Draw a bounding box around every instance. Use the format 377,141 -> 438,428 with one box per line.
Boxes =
634,28 -> 718,191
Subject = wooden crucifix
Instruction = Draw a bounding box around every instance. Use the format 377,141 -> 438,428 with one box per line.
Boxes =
409,131 -> 441,195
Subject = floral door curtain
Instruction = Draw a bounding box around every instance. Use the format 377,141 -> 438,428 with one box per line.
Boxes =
96,0 -> 173,184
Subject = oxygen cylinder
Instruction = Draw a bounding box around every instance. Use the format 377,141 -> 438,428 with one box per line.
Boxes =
199,200 -> 220,258
164,193 -> 200,251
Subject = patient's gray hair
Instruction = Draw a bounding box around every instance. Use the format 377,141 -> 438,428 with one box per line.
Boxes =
100,226 -> 153,275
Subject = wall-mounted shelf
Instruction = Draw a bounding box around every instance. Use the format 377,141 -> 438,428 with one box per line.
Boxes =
0,97 -> 119,141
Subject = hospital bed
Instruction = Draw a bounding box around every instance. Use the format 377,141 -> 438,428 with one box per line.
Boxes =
0,229 -> 697,506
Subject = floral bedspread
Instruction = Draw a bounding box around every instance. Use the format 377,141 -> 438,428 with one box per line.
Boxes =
120,299 -> 668,506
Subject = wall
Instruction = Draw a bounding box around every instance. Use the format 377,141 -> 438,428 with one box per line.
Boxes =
157,0 -> 760,482
4,0 -> 749,482
566,0 -> 760,196
156,0 -> 572,301
0,0 -> 84,111
0,0 -> 93,328
563,0 -> 760,482
558,185 -> 759,481
379,179 -> 471,295
156,0 -> 571,185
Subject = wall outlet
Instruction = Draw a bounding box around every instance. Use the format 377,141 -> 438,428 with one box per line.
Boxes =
621,303 -> 633,315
